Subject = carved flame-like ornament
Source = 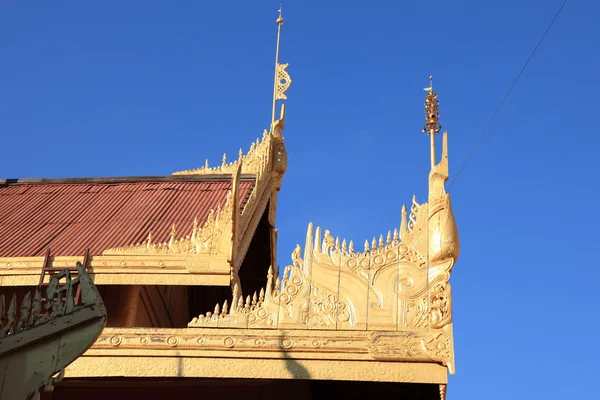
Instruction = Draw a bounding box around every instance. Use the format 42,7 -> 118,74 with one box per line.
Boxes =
190,121 -> 459,374
189,81 -> 459,374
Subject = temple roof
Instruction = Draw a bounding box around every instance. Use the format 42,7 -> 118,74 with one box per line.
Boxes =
0,176 -> 254,257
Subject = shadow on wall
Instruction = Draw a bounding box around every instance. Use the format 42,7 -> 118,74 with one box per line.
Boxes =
280,331 -> 311,380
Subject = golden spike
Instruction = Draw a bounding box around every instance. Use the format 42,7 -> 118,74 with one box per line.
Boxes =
266,266 -> 274,299
147,231 -> 153,248
191,218 -> 198,251
342,239 -> 347,253
379,234 -> 384,249
238,148 -> 243,161
335,236 -> 340,251
314,226 -> 322,253
282,265 -> 289,281
372,238 -> 377,252
259,288 -> 265,303
386,231 -> 392,246
272,4 -> 285,124
232,283 -> 240,308
222,300 -> 229,315
222,153 -> 227,168
364,240 -> 369,253
168,224 -> 176,249
275,276 -> 281,289
393,228 -> 399,243
205,158 -> 209,169
252,292 -> 258,307
214,303 -> 220,316
400,204 -> 407,236
267,265 -> 274,281
349,240 -> 354,254
245,295 -> 251,309
237,296 -> 244,310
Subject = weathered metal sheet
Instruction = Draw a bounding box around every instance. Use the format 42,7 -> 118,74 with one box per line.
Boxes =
0,179 -> 254,256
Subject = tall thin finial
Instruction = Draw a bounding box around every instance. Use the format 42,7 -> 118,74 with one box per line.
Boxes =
423,75 -> 441,169
271,4 -> 292,124
424,75 -> 433,92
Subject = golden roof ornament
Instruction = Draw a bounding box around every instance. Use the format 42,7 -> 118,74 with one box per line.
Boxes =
272,4 -> 292,124
423,75 -> 441,168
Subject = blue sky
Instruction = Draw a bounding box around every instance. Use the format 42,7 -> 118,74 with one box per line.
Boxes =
1,1 -> 598,398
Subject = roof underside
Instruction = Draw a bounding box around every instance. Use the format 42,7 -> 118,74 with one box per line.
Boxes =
0,176 -> 254,257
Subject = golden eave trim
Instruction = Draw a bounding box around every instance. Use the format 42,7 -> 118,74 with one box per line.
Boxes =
0,255 -> 231,286
82,326 -> 453,377
68,356 -> 446,384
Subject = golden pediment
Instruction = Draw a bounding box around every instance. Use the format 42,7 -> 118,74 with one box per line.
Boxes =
189,125 -> 459,373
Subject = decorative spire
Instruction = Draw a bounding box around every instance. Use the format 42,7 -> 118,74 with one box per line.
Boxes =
423,75 -> 441,168
271,4 -> 292,124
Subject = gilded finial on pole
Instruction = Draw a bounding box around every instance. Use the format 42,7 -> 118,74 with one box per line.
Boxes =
271,4 -> 292,124
277,4 -> 284,25
423,75 -> 441,168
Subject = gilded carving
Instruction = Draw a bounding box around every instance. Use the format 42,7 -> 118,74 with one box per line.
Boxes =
189,87 -> 459,376
172,129 -> 271,176
430,281 -> 452,329
275,63 -> 292,100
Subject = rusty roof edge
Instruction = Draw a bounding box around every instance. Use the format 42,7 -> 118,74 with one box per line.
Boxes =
0,175 -> 257,186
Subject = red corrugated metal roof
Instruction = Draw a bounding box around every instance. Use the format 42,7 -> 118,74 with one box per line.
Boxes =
0,178 -> 254,257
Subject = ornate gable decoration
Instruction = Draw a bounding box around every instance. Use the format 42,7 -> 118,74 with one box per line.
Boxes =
190,131 -> 459,373
102,109 -> 287,281
172,130 -> 272,176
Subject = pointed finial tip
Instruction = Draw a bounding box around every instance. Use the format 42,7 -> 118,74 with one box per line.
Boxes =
277,3 -> 284,24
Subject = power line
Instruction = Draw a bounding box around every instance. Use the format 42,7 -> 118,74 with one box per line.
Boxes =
448,0 -> 567,191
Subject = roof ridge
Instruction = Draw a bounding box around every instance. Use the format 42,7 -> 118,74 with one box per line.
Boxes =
0,175 -> 257,186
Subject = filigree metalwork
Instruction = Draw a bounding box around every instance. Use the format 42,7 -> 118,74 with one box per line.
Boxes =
275,63 -> 292,100
423,75 -> 441,135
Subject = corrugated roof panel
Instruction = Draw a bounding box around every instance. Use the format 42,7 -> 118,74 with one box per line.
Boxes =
0,179 -> 255,257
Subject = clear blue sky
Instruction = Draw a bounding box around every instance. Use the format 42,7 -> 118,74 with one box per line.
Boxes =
1,1 -> 597,398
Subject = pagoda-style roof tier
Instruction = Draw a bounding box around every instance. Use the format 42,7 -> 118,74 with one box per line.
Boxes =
0,112 -> 288,287
0,176 -> 254,257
